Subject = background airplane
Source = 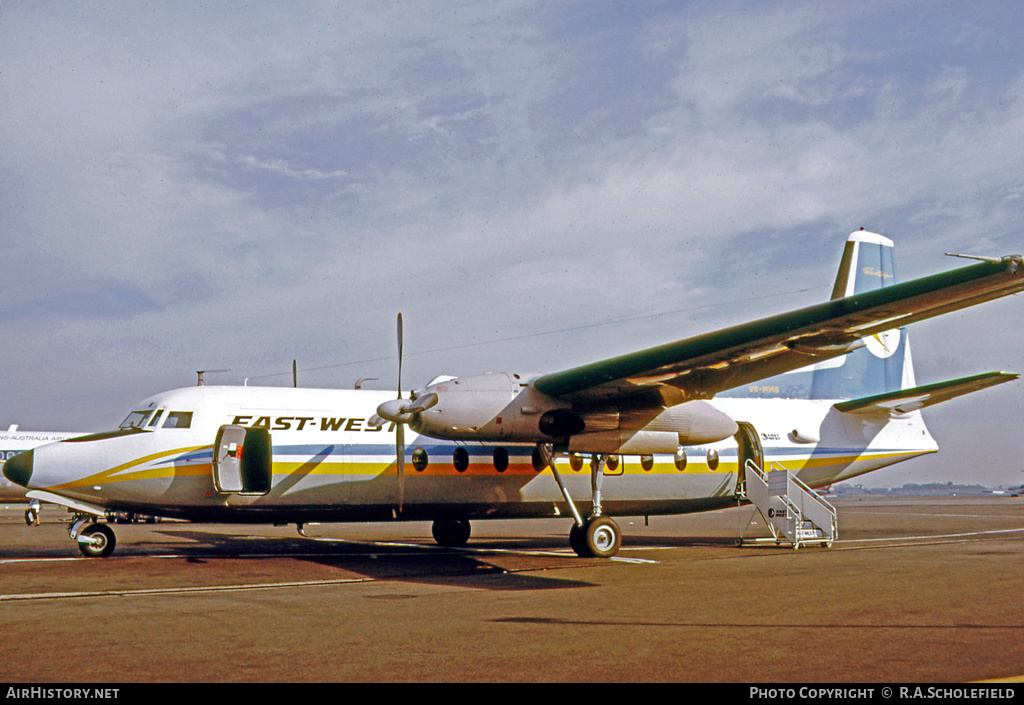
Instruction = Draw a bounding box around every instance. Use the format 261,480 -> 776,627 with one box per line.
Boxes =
1,426 -> 86,524
4,232 -> 1022,557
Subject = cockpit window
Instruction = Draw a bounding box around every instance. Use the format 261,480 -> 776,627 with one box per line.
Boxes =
163,411 -> 193,429
119,410 -> 153,430
147,410 -> 164,427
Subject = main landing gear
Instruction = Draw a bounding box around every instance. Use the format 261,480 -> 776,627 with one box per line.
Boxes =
568,515 -> 621,559
540,445 -> 623,559
426,448 -> 623,559
432,518 -> 471,547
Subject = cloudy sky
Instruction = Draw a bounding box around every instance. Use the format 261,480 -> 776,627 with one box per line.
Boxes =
2,1 -> 1022,488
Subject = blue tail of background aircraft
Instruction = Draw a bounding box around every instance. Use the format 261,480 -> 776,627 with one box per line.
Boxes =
720,230 -> 912,401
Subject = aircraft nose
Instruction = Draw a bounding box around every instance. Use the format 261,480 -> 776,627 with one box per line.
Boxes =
3,449 -> 33,488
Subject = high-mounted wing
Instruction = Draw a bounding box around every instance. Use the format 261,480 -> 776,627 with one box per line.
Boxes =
532,254 -> 1023,404
395,236 -> 1022,448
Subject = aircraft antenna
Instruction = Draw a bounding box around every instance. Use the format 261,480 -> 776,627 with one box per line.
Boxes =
945,252 -> 1002,263
196,369 -> 230,386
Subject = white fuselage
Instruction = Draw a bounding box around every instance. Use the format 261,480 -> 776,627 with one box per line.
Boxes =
0,430 -> 84,501
10,385 -> 937,522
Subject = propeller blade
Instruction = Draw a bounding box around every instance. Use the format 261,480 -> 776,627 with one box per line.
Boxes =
396,423 -> 405,513
394,313 -> 405,513
396,313 -> 403,399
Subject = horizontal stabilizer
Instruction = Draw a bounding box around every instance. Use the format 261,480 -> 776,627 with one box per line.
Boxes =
834,371 -> 1018,416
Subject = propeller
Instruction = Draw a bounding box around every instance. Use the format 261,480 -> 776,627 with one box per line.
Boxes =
395,313 -> 405,513
368,314 -> 439,513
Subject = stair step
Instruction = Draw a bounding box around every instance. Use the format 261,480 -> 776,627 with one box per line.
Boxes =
741,459 -> 838,548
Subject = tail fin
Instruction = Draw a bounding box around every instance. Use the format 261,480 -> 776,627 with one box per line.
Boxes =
830,229 -> 896,299
811,230 -> 912,399
720,230 -> 913,401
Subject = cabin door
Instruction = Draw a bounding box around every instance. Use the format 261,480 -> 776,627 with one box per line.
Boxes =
213,425 -> 272,495
734,422 -> 764,491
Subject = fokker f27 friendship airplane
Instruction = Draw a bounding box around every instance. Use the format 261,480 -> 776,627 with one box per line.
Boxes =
4,231 -> 1022,558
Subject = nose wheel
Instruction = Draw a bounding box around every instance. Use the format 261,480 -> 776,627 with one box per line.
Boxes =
71,518 -> 117,558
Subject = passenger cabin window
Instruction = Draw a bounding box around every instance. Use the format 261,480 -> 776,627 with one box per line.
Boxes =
119,410 -> 152,430
163,411 -> 193,429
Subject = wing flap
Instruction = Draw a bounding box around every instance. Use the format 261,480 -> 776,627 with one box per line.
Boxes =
834,371 -> 1019,416
533,255 -> 1023,402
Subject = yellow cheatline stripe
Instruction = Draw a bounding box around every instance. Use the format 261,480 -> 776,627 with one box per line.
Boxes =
47,446 -> 930,488
77,464 -> 214,486
53,445 -> 211,490
344,449 -> 922,478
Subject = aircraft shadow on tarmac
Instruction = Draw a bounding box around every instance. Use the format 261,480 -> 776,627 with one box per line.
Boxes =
152,529 -> 598,592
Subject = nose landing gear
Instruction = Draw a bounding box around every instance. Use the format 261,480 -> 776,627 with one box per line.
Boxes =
70,517 -> 117,558
24,499 -> 40,526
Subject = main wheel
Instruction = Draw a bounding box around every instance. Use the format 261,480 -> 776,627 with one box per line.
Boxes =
584,516 -> 621,558
77,523 -> 116,558
431,518 -> 471,547
569,522 -> 587,556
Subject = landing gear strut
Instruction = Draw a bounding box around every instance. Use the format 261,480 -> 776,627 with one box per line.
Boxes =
539,444 -> 622,558
24,499 -> 40,526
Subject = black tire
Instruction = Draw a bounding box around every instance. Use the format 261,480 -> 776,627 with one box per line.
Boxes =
584,515 -> 621,559
569,522 -> 588,556
78,523 -> 116,558
431,518 -> 471,547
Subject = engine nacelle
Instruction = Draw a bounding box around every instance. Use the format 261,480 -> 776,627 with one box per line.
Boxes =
410,372 -> 561,441
565,402 -> 738,455
408,373 -> 738,453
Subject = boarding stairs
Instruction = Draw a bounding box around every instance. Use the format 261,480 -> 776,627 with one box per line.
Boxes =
739,460 -> 837,549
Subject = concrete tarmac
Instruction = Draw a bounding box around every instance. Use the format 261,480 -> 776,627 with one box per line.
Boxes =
1,497 -> 1022,683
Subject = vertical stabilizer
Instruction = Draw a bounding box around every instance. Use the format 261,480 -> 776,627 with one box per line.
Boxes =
719,230 -> 913,401
811,230 -> 909,400
830,229 -> 896,300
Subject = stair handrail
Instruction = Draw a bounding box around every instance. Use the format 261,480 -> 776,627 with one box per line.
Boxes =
775,461 -> 836,517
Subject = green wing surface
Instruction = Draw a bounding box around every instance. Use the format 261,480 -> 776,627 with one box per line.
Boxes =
833,371 -> 1019,415
532,255 -> 1024,403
